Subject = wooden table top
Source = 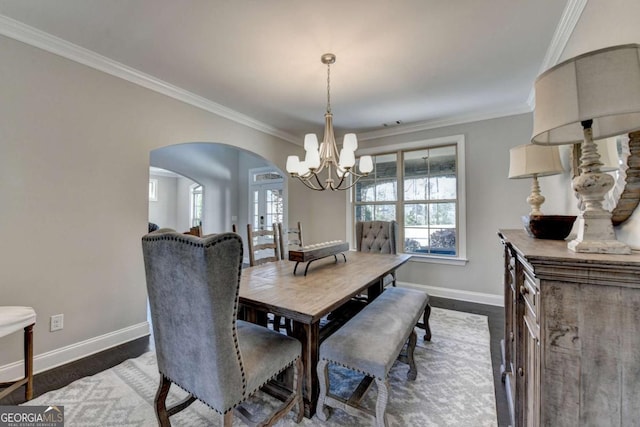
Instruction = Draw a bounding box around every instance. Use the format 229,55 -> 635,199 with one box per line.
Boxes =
239,251 -> 410,324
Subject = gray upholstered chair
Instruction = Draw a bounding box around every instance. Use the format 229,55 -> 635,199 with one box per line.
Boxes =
356,220 -> 399,287
142,229 -> 303,426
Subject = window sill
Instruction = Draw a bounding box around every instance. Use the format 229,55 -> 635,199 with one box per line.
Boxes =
404,254 -> 468,266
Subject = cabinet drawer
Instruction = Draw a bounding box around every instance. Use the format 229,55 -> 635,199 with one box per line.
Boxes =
521,265 -> 539,318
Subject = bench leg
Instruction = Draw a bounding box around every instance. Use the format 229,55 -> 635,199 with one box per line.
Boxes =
406,330 -> 418,380
374,378 -> 390,427
423,304 -> 432,341
315,359 -> 330,421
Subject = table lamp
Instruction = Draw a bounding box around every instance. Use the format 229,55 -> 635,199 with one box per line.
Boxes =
509,144 -> 564,215
532,44 -> 640,254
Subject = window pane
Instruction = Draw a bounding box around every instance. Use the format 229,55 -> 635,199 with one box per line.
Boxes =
253,171 -> 283,183
355,204 -> 395,222
429,202 -> 456,226
355,153 -> 397,202
429,228 -> 456,254
355,178 -> 376,202
404,226 -> 429,253
355,205 -> 374,222
265,189 -> 283,228
429,176 -> 456,200
374,205 -> 396,221
404,176 -> 428,201
404,146 -> 456,201
405,203 -> 428,226
428,146 -> 456,199
375,179 -> 397,202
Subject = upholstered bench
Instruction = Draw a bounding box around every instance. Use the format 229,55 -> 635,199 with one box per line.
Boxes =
316,287 -> 429,427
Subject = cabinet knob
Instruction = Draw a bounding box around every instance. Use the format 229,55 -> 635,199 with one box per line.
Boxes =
518,367 -> 524,377
520,285 -> 529,295
509,331 -> 514,342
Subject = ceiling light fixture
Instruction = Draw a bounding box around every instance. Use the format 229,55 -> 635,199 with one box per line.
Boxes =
286,53 -> 373,191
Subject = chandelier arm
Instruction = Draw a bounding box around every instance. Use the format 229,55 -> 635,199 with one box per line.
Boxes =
313,172 -> 326,189
333,173 -> 366,191
313,161 -> 328,175
296,175 -> 327,191
332,172 -> 348,190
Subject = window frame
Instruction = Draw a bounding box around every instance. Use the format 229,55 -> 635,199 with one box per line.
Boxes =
190,183 -> 203,228
350,134 -> 467,266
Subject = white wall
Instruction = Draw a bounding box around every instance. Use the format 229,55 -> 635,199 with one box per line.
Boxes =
0,35 -> 297,371
555,0 -> 640,249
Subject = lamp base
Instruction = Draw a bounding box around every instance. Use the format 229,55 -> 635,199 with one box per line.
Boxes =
567,214 -> 631,254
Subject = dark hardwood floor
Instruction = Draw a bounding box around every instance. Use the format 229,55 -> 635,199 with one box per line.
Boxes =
0,297 -> 509,426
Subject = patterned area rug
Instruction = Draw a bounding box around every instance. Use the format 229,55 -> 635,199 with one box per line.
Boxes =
24,308 -> 497,426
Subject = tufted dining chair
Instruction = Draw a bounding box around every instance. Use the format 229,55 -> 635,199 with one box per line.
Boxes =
356,220 -> 399,287
0,306 -> 36,401
142,229 -> 303,426
355,220 -> 432,340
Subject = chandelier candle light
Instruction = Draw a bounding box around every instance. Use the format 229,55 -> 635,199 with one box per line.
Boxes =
286,53 -> 373,191
508,144 -> 564,215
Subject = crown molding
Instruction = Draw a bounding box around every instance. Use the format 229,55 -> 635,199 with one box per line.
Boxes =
1,3 -> 586,146
0,14 -> 299,144
527,0 -> 588,108
357,103 -> 532,141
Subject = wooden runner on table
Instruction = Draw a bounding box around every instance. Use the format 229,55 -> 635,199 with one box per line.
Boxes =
288,241 -> 350,276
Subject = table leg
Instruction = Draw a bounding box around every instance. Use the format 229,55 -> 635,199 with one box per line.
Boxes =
367,277 -> 384,301
292,320 -> 320,418
243,306 -> 267,327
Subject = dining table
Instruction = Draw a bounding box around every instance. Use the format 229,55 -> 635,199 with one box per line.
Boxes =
239,250 -> 411,418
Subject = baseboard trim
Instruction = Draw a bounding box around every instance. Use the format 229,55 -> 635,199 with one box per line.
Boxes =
397,281 -> 504,307
0,321 -> 150,382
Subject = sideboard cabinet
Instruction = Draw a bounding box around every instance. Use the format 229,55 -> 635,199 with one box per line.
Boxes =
498,230 -> 640,426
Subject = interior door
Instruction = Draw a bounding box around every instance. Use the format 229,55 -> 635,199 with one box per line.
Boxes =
249,168 -> 284,232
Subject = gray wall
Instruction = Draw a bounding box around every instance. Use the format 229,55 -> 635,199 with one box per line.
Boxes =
363,113 -> 564,303
2,0 -> 637,374
0,34 -> 296,371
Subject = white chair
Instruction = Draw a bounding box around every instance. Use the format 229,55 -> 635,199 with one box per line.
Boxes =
0,306 -> 36,401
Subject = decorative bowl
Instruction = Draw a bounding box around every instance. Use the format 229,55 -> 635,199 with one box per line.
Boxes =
522,215 -> 577,240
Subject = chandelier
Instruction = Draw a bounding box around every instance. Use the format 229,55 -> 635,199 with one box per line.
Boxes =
286,53 -> 373,191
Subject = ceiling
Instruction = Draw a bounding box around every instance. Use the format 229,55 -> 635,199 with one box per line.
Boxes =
0,1 -> 573,143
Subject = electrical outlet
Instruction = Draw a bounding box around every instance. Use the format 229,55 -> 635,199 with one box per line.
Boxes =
50,314 -> 64,332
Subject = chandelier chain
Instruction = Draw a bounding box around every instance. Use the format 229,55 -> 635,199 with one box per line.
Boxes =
326,61 -> 331,114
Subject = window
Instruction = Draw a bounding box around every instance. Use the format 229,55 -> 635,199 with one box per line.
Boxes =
353,135 -> 466,264
190,184 -> 203,227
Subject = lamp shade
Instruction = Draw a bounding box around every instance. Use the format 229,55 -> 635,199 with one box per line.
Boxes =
509,144 -> 564,179
532,44 -> 640,145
